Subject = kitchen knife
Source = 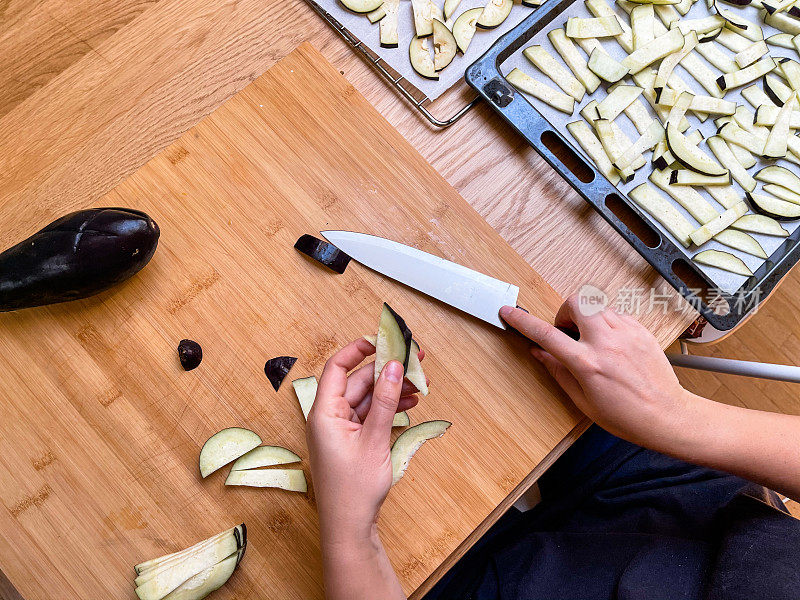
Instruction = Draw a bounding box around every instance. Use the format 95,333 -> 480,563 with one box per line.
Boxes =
321,231 -> 518,328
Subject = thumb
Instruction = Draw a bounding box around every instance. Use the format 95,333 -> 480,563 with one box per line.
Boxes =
362,360 -> 404,447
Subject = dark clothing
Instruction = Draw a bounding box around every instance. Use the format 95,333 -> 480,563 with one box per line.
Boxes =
425,425 -> 800,600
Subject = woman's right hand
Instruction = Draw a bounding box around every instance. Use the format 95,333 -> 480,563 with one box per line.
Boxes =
499,299 -> 691,446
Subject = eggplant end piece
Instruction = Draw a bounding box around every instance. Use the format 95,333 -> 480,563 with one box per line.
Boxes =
294,234 -> 351,274
264,356 -> 298,391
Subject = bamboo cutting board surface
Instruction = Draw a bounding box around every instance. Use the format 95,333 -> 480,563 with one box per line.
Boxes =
0,43 -> 583,599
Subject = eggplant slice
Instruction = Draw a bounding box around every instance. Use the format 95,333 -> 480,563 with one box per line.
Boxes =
294,234 -> 351,274
409,36 -> 439,80
229,446 -> 301,471
374,303 -> 413,384
199,428 -> 262,478
225,469 -> 308,492
391,420 -> 451,485
264,356 -> 298,391
452,7 -> 483,53
292,376 -> 318,420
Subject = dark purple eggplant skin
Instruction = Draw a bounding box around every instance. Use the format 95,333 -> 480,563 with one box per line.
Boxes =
0,208 -> 159,311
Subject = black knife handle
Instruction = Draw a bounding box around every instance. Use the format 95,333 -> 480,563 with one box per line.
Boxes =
510,305 -> 581,342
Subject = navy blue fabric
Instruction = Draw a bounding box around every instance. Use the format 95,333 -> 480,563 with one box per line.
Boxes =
423,425 -> 800,600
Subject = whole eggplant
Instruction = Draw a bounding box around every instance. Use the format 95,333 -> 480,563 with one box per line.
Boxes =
0,208 -> 160,311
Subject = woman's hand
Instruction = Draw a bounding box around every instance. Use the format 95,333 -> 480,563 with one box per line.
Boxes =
306,337 -> 421,600
499,299 -> 690,447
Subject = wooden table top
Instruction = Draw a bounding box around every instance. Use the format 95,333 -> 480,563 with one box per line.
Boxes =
0,0 -> 696,597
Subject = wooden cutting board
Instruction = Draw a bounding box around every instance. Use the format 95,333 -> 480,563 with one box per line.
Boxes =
0,43 -> 583,599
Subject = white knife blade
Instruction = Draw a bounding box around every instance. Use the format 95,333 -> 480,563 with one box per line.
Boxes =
321,231 -> 518,328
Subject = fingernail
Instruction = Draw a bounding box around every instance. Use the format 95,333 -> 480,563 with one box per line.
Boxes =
384,360 -> 403,383
499,306 -> 514,318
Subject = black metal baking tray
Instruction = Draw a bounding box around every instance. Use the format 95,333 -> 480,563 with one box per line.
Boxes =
464,0 -> 800,331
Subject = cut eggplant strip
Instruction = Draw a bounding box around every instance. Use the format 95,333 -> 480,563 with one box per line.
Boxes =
158,553 -> 238,600
410,36 -> 437,80
767,32 -> 796,48
747,191 -> 800,219
225,469 -> 308,492
718,57 -> 776,90
292,376 -> 318,420
719,10 -> 763,41
732,213 -> 790,235
135,532 -> 240,600
657,89 -> 736,115
567,120 -> 621,185
624,98 -> 655,134
199,428 -> 262,478
393,411 -> 411,427
735,40 -> 768,68
264,356 -> 297,392
675,0 -> 697,13
674,15 -> 725,35
631,4 -> 656,49
340,0 -> 383,13
380,0 -> 399,47
597,85 -> 642,120
726,139 -> 755,169
754,104 -> 800,127
635,69 -> 690,129
655,31 -> 699,91
614,121 -> 665,170
411,0 -> 441,36
363,334 -> 428,395
780,58 -> 800,91
665,124 -> 727,176
548,29 -> 601,93
689,201 -> 748,245
580,100 -> 601,127
714,229 -> 767,257
391,420 -> 451,484
653,140 -> 673,169
696,41 -> 737,73
693,249 -> 753,275
763,183 -> 800,204
374,302 -> 413,384
588,48 -> 629,82
627,0 -> 681,4
715,27 -> 752,51
743,84 -> 776,109
670,170 -> 730,185
628,183 -> 695,247
452,7 -> 482,54
477,0 -> 512,28
444,0 -> 462,19
367,4 -> 386,22
506,68 -> 574,113
650,168 -> 720,223
523,46 -> 585,101
585,0 -> 635,51
621,28 -> 684,73
764,93 -> 798,158
707,136 -> 757,191
230,446 -> 301,471
707,183 -> 744,209
135,527 -> 240,575
718,121 -> 766,155
432,19 -> 457,70
765,73 -> 793,104
566,15 -> 623,38
665,91 -> 694,126
764,10 -> 800,35
755,165 -> 800,189
295,235 -> 351,274
655,3 -> 681,25
764,0 -> 795,12
596,120 -> 637,181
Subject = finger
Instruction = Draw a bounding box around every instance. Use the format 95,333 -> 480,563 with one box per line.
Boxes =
353,386 -> 420,422
397,395 -> 420,412
317,338 -> 375,409
499,306 -> 582,361
530,346 -> 586,401
342,362 -> 375,407
362,360 -> 404,447
554,295 -> 610,338
348,375 -> 422,417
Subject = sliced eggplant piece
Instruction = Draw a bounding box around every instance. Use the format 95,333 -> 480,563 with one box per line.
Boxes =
391,420 -> 451,484
679,52 -> 725,98
367,4 -> 386,22
719,10 -> 763,41
765,72 -> 793,105
588,48 -> 629,82
452,7 -> 483,54
411,0 -> 441,36
670,170 -> 730,186
374,302 -> 412,384
764,10 -> 800,35
718,57 -> 776,90
225,468 -> 308,492
747,191 -> 800,220
693,249 -> 753,276
725,139 -> 755,169
732,214 -> 790,235
295,234 -> 351,274
650,168 -> 720,223
714,229 -> 768,257
628,183 -> 695,247
665,91 -> 694,126
631,3 -> 656,49
675,0 -> 697,13
363,334 -> 428,395
292,376 -> 318,420
523,46 -> 585,101
506,68 -> 575,114
764,93 -> 798,158
614,120 -> 665,170
707,184 -> 743,209
706,136 -> 757,191
624,98 -> 654,134
595,120 -> 636,181
339,0 -> 384,13
199,428 -> 262,478
264,356 -> 297,392
444,0 -> 462,19
566,17 -> 624,39
432,19 -> 457,71
763,183 -> 800,204
657,89 -> 735,115
674,14 -> 725,35
380,0 -> 399,48
655,31 -> 699,91
621,28 -> 684,73
696,41 -> 737,73
734,40 -> 768,68
393,411 -> 411,427
135,527 -> 239,575
548,29 -> 601,93
177,340 -> 203,371
754,104 -> 800,127
689,201 -> 748,245
665,124 -> 727,177
567,120 -> 621,185
585,0 -> 635,51
580,99 -> 601,127
755,165 -> 800,189
766,32 -> 796,48
477,0 -> 513,28
410,36 -> 438,80
230,446 -> 301,471
158,553 -> 238,600
715,27 -> 752,51
0,208 -> 159,312
597,85 -> 642,120
780,59 -> 800,91
718,121 -> 766,155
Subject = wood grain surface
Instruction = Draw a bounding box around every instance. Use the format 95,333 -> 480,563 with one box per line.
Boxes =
0,43 -> 585,600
